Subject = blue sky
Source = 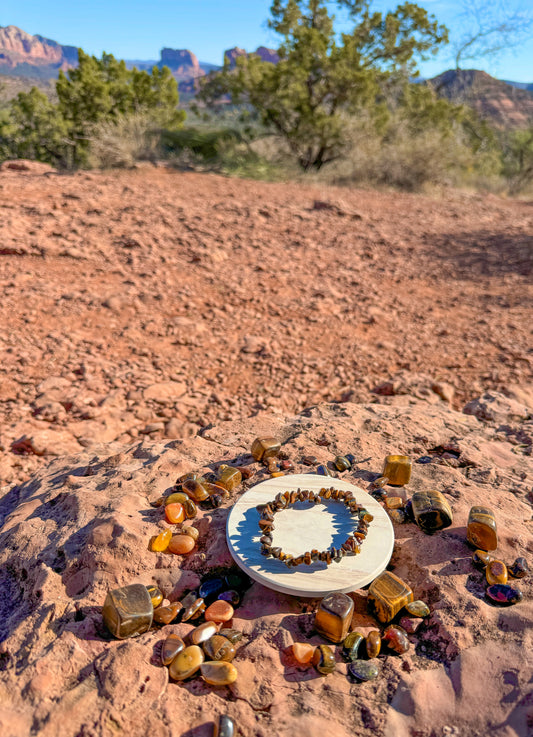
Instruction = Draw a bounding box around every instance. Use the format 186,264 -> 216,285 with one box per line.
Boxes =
2,0 -> 532,81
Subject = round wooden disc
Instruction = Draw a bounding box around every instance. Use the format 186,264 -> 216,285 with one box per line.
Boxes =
226,474 -> 394,598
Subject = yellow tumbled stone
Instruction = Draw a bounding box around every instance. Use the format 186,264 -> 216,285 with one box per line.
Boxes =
382,455 -> 412,486
151,529 -> 172,552
200,661 -> 238,686
168,645 -> 204,680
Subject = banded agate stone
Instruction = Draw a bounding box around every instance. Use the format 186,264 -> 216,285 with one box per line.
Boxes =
382,455 -> 412,486
102,584 -> 153,639
383,625 -> 409,654
314,592 -> 354,643
367,571 -> 413,623
411,490 -> 453,534
467,506 -> 498,551
486,584 -> 523,605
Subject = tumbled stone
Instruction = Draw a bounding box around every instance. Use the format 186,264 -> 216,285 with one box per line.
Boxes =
368,571 -> 414,623
251,436 -> 281,462
189,622 -> 218,646
348,660 -> 380,682
165,503 -> 185,524
315,592 -> 354,643
342,631 -> 363,661
218,590 -> 241,607
509,557 -> 529,579
102,583 -> 153,639
219,628 -> 243,644
383,624 -> 409,654
146,584 -> 164,608
168,534 -> 195,555
165,492 -> 189,505
411,490 -> 453,534
183,478 -> 210,502
199,578 -> 224,601
180,591 -> 199,608
399,616 -> 423,634
385,496 -> 405,509
302,455 -> 318,466
180,525 -> 200,542
388,509 -> 407,524
473,549 -> 494,568
316,464 -> 333,476
292,642 -> 315,664
169,645 -> 204,680
334,455 -> 352,472
161,634 -> 186,665
372,476 -> 389,488
486,560 -> 508,585
183,499 -> 197,519
312,644 -> 336,675
203,635 -> 236,662
181,598 -> 205,622
201,661 -> 238,686
214,715 -> 235,737
150,530 -> 172,553
365,630 -> 381,658
205,600 -> 234,623
382,455 -> 412,486
153,601 -> 183,625
217,465 -> 242,491
280,459 -> 294,471
467,506 -> 498,551
486,584 -> 523,605
405,600 -> 430,618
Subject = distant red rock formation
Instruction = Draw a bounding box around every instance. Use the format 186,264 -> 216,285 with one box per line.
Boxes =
224,46 -> 279,68
160,48 -> 203,78
0,24 -> 76,71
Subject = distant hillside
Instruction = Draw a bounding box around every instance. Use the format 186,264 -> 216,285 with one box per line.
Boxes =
430,69 -> 533,129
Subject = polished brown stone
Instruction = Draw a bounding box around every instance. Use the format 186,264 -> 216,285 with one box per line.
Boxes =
385,496 -> 405,509
203,635 -> 236,662
190,621 -> 219,645
342,631 -> 363,661
382,455 -> 412,486
205,600 -> 234,623
168,534 -> 195,555
366,630 -> 381,658
183,478 -> 210,502
292,642 -> 315,664
404,600 -> 430,618
153,601 -> 183,625
214,715 -> 235,737
467,506 -> 498,551
219,628 -> 243,644
146,584 -> 164,608
217,465 -> 242,491
367,571 -> 414,623
168,645 -> 204,680
472,549 -> 494,568
312,644 -> 336,675
383,624 -> 409,654
102,583 -> 153,639
486,560 -> 508,585
161,634 -> 185,665
183,499 -> 197,519
509,557 -> 529,579
201,661 -> 238,686
165,492 -> 189,505
181,525 -> 200,542
251,436 -> 281,462
411,490 -> 453,534
334,456 -> 351,472
181,598 -> 206,622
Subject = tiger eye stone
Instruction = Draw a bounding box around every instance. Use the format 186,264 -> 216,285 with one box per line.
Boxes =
161,634 -> 185,665
368,571 -> 414,623
182,499 -> 197,519
214,715 -> 235,737
348,660 -> 380,682
183,478 -> 210,502
201,661 -> 238,686
169,645 -> 204,680
334,455 -> 352,472
190,621 -> 219,645
291,643 -> 315,664
383,624 -> 409,654
473,550 -> 494,568
509,557 -> 529,579
486,560 -> 508,585
467,506 -> 498,551
165,503 -> 185,524
315,592 -> 354,643
146,584 -> 164,608
372,476 -> 389,489
153,601 -> 183,625
219,628 -> 243,644
342,631 -> 364,661
203,635 -> 236,662
411,490 -> 453,534
102,583 -> 153,639
385,497 -> 405,510
181,598 -> 206,622
486,584 -> 523,605
251,436 -> 281,462
388,509 -> 407,524
217,466 -> 242,491
302,455 -> 318,466
168,534 -> 195,555
404,600 -> 430,618
366,630 -> 381,658
205,600 -> 234,623
151,530 -> 172,553
165,492 -> 189,505
312,644 -> 336,675
382,455 -> 412,486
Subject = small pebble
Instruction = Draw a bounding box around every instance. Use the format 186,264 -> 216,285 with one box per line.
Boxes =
405,600 -> 430,618
201,661 -> 238,686
383,625 -> 409,654
146,584 -> 164,608
365,630 -> 381,658
486,560 -> 508,585
385,496 -> 405,509
205,600 -> 234,623
486,584 -> 523,606
218,590 -> 241,607
168,534 -> 195,555
508,557 -> 529,579
161,634 -> 186,665
165,492 -> 189,505
151,531 -> 172,553
312,644 -> 336,675
203,635 -> 236,662
181,598 -> 205,622
153,602 -> 183,625
199,578 -> 224,601
169,645 -> 204,680
181,525 -> 200,542
342,631 -> 364,662
334,455 -> 351,472
190,622 -> 219,645
214,715 -> 235,737
416,456 -> 433,464
291,642 -> 315,664
388,509 -> 407,524
302,455 -> 318,466
316,464 -> 333,476
165,503 -> 185,524
472,550 -> 494,568
348,660 -> 380,682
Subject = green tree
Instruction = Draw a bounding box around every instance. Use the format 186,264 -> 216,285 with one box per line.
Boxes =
200,0 -> 448,170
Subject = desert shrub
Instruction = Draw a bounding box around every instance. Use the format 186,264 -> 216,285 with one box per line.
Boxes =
88,113 -> 163,168
502,127 -> 533,195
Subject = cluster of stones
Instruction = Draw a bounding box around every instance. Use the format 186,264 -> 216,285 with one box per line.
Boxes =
291,579 -> 430,681
257,486 -> 373,566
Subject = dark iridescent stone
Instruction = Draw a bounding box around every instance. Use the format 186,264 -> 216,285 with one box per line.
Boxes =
383,625 -> 409,654
218,590 -> 241,607
312,644 -> 336,675
404,499 -> 414,521
214,715 -> 235,737
346,454 -> 356,465
161,634 -> 186,665
486,584 -> 523,606
219,628 -> 243,644
102,583 -> 153,639
199,578 -> 224,601
348,660 -> 380,682
509,557 -> 529,579
416,456 -> 433,464
342,631 -> 364,661
316,464 -> 333,476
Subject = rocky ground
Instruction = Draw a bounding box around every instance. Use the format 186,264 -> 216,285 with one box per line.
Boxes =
0,161 -> 531,487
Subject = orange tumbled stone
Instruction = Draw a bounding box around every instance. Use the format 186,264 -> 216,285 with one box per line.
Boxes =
165,503 -> 185,524
168,534 -> 195,555
204,600 -> 234,623
151,529 -> 172,552
292,643 -> 315,664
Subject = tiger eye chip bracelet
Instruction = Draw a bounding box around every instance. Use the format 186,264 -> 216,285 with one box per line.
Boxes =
256,486 -> 374,567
